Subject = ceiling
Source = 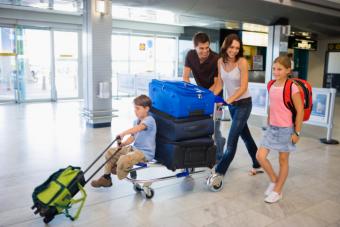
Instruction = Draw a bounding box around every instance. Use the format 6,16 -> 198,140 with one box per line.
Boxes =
111,0 -> 340,37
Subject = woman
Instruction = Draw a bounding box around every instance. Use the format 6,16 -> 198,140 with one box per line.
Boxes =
208,34 -> 262,190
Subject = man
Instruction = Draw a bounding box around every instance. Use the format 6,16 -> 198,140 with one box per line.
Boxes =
182,32 -> 225,161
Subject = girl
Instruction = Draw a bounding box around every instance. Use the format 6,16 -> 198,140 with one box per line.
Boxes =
208,34 -> 262,189
256,55 -> 304,203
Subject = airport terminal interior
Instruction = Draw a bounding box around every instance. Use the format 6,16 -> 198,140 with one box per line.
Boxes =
0,0 -> 340,226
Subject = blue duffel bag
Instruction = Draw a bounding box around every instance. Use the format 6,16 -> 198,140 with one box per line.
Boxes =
149,80 -> 215,118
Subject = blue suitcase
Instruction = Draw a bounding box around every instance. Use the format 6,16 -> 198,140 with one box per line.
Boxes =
155,136 -> 216,171
149,80 -> 215,118
150,108 -> 214,141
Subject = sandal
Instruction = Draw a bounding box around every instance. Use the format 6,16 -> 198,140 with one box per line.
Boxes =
249,168 -> 264,176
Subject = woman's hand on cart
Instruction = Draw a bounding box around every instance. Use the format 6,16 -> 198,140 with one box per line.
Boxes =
214,95 -> 229,106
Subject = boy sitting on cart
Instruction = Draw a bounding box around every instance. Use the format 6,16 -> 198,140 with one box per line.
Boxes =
91,95 -> 156,188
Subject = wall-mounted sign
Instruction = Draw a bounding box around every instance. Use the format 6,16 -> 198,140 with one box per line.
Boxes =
242,31 -> 268,47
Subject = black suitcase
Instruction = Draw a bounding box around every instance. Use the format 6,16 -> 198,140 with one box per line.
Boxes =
150,108 -> 214,141
155,136 -> 216,171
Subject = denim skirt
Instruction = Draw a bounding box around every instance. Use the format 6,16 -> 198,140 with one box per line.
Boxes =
260,125 -> 296,152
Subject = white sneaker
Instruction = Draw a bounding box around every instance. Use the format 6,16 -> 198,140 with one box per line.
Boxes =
208,173 -> 223,187
264,182 -> 276,197
264,191 -> 282,203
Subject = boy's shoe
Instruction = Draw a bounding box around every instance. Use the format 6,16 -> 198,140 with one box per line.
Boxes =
91,175 -> 112,188
264,191 -> 282,203
129,171 -> 137,180
264,182 -> 276,196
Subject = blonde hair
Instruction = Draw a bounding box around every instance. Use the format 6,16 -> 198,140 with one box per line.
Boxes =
273,55 -> 291,69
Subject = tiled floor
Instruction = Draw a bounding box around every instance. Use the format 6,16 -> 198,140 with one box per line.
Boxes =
0,97 -> 339,227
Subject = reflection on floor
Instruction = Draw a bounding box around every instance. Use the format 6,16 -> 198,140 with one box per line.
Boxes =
0,97 -> 339,227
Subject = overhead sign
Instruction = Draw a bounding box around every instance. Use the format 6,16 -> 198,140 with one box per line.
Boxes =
288,36 -> 317,51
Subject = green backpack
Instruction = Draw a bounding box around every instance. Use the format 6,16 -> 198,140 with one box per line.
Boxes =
31,166 -> 87,223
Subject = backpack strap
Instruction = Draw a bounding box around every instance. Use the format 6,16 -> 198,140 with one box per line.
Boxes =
267,80 -> 275,92
284,79 -> 297,124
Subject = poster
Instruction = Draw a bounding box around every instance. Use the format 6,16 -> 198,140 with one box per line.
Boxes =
253,55 -> 263,70
248,82 -> 267,116
308,88 -> 331,124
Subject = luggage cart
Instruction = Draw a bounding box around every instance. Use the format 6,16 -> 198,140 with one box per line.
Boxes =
125,163 -> 205,199
125,102 -> 229,198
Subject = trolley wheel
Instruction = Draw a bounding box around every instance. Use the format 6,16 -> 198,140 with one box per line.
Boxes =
210,180 -> 223,192
143,187 -> 154,199
206,175 -> 224,192
133,183 -> 143,192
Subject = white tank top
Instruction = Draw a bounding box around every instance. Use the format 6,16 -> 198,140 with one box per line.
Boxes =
220,63 -> 251,101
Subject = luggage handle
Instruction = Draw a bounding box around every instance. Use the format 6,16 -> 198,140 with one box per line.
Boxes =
84,137 -> 123,185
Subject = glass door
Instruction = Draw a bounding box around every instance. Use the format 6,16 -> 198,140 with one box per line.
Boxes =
0,27 -> 16,103
54,31 -> 79,99
20,28 -> 51,100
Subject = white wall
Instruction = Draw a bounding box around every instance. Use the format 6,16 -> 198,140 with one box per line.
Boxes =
308,36 -> 340,88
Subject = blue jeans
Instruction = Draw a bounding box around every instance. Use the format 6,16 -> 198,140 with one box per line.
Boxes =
215,101 -> 260,175
214,120 -> 226,161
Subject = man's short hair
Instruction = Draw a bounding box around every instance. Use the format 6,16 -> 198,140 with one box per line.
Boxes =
133,95 -> 152,108
193,32 -> 210,47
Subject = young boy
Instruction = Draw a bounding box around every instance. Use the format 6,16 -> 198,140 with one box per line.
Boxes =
91,95 -> 156,187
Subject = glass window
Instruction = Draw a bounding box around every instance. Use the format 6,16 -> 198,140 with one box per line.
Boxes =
53,0 -> 82,12
130,36 -> 155,73
178,40 -> 193,77
112,6 -> 175,25
2,0 -> 82,12
156,62 -> 175,77
156,37 -> 176,61
112,34 -> 129,61
130,36 -> 154,61
112,33 -> 178,96
22,29 -> 51,100
54,31 -> 79,98
0,0 -> 12,5
0,27 -> 16,102
112,61 -> 128,74
19,0 -> 49,9
155,37 -> 176,77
